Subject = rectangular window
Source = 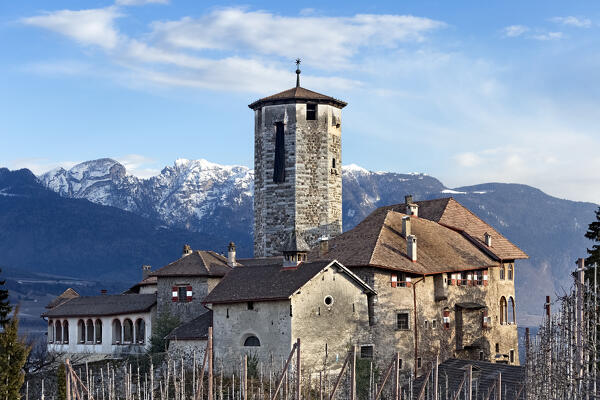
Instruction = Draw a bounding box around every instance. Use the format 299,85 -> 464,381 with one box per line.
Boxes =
273,122 -> 285,183
178,286 -> 187,303
474,270 -> 483,286
397,312 -> 409,330
432,320 -> 437,329
360,345 -> 374,359
479,351 -> 484,361
459,272 -> 468,286
510,349 -> 515,363
247,301 -> 254,310
306,103 -> 317,120
417,357 -> 422,368
500,266 -> 506,280
495,343 -> 500,353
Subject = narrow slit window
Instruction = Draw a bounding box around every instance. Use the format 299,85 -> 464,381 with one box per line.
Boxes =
332,158 -> 336,168
273,122 -> 285,183
306,103 -> 317,120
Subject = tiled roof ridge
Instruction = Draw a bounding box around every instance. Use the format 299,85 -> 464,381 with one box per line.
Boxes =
369,211 -> 398,266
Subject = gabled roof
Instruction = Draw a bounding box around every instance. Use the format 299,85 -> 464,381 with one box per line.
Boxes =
248,86 -> 347,110
166,310 -> 212,341
203,260 -> 375,305
42,294 -> 156,318
355,198 -> 528,261
313,209 -> 498,275
151,251 -> 231,278
46,288 -> 80,309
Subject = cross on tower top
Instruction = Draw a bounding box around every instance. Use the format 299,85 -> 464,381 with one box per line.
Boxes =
295,58 -> 301,87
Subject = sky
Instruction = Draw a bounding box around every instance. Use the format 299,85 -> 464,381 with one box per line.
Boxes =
1,0 -> 599,203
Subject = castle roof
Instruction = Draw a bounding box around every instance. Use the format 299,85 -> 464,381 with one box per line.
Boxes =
373,198 -> 528,260
311,198 -> 527,275
151,250 -> 231,278
248,86 -> 347,110
203,260 -> 374,304
282,231 -> 311,253
46,288 -> 80,309
165,310 -> 212,341
42,293 -> 156,318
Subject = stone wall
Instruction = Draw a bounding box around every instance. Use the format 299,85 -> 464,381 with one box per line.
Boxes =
290,264 -> 370,372
156,276 -> 219,323
212,300 -> 292,371
253,103 -> 343,257
352,261 -> 520,375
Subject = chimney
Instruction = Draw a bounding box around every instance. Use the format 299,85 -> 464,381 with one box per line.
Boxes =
100,289 -> 107,295
407,235 -> 417,262
319,236 -> 329,257
142,265 -> 151,280
227,242 -> 237,267
405,194 -> 418,217
484,232 -> 492,247
182,244 -> 192,257
402,216 -> 411,237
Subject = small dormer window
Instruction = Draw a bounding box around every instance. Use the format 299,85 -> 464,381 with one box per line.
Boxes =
306,103 -> 317,120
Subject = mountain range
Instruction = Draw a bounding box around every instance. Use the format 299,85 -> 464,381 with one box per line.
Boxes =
1,158 -> 598,328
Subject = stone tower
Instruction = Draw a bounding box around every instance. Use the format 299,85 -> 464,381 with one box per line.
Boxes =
249,64 -> 347,257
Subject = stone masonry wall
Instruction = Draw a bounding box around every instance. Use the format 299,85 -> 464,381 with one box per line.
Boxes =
156,276 -> 215,323
253,103 -> 343,257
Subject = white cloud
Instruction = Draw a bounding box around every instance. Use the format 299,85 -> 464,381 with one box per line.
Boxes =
531,31 -> 564,41
503,25 -> 529,37
116,0 -> 169,5
115,154 -> 160,178
8,158 -> 79,175
550,16 -> 592,28
455,152 -> 483,167
149,9 -> 445,68
21,7 -> 122,49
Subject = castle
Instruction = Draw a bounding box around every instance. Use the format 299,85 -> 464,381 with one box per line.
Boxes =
43,65 -> 526,376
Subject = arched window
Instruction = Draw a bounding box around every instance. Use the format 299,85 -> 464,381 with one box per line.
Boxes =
500,297 -> 507,325
112,319 -> 122,344
508,297 -> 516,324
78,320 -> 85,343
95,319 -> 102,343
500,265 -> 506,280
48,321 -> 54,343
55,321 -> 62,343
135,319 -> 145,344
123,319 -> 134,343
508,264 -> 514,280
63,320 -> 69,344
86,319 -> 94,343
244,335 -> 260,347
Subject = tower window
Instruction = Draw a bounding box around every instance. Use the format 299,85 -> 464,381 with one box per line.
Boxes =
273,122 -> 285,183
332,158 -> 336,168
306,103 -> 317,120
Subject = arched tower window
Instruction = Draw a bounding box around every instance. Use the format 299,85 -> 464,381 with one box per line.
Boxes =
77,320 -> 85,343
86,319 -> 94,343
509,297 -> 516,324
95,319 -> 102,343
112,319 -> 122,344
123,319 -> 134,343
244,335 -> 261,347
55,321 -> 62,343
63,320 -> 69,343
508,264 -> 514,280
273,122 -> 285,183
135,319 -> 146,344
500,297 -> 507,325
500,265 -> 506,280
48,321 -> 54,343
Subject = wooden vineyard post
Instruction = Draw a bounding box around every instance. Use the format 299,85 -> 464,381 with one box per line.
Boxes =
296,339 -> 301,400
350,345 -> 356,400
244,354 -> 248,400
394,353 -> 400,400
271,342 -> 298,400
209,327 -> 214,400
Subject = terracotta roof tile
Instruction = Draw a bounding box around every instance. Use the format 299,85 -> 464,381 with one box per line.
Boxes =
151,251 -> 231,277
248,86 -> 347,109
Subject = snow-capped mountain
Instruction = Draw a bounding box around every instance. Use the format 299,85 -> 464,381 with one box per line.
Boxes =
40,158 -> 254,236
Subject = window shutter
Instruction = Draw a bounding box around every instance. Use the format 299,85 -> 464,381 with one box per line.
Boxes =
443,309 -> 450,330
483,270 -> 489,286
172,286 -> 178,302
482,309 -> 489,329
391,274 -> 397,288
406,276 -> 412,288
186,285 -> 193,302
450,274 -> 456,286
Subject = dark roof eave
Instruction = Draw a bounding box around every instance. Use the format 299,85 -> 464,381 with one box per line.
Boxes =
42,303 -> 156,319
346,262 -> 499,275
248,98 -> 347,110
203,296 -> 290,306
150,273 -> 227,278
